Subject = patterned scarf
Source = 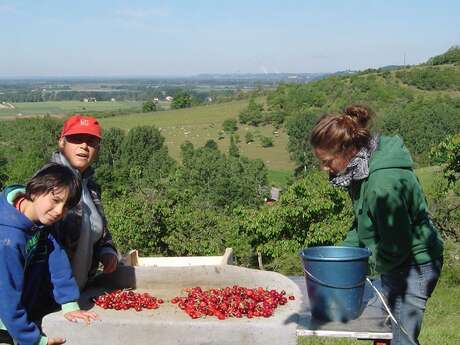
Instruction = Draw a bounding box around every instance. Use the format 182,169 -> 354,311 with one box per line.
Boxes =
330,134 -> 380,188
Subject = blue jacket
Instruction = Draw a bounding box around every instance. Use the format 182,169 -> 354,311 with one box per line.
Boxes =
0,186 -> 80,345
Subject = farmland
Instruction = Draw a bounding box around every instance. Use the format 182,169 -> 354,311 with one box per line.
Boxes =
0,100 -> 143,117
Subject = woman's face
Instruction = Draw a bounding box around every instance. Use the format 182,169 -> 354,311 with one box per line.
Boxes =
58,134 -> 100,173
314,147 -> 356,176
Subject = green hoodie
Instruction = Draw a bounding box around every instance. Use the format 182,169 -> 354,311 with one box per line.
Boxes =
343,135 -> 443,274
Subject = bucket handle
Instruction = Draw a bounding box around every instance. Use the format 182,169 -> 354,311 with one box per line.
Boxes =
303,268 -> 366,289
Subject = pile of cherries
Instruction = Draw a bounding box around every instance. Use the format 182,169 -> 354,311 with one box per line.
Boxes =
94,290 -> 164,311
171,286 -> 295,320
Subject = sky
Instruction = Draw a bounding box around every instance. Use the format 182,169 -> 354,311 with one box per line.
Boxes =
0,0 -> 459,77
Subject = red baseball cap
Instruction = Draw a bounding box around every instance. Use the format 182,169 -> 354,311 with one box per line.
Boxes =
60,114 -> 102,139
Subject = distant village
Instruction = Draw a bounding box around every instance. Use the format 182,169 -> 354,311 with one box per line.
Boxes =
81,96 -> 175,103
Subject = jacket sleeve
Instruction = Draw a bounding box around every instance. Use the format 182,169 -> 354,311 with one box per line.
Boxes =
88,182 -> 118,258
367,184 -> 413,272
0,240 -> 43,345
341,219 -> 360,247
48,234 -> 80,306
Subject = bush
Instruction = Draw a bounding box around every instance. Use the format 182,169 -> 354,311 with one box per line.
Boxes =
171,91 -> 192,109
245,131 -> 254,143
440,240 -> 460,287
222,118 -> 238,133
104,192 -> 168,256
427,46 -> 460,66
260,136 -> 273,147
142,100 -> 157,112
428,135 -> 460,240
235,171 -> 353,270
396,66 -> 460,91
239,97 -> 264,126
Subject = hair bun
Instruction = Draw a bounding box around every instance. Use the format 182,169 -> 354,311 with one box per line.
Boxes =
344,104 -> 372,127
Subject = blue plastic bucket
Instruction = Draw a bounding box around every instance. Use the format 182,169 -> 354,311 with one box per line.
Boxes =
300,246 -> 371,321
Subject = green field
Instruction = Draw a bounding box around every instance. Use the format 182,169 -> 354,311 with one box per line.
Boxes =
0,100 -> 143,117
99,100 -> 296,172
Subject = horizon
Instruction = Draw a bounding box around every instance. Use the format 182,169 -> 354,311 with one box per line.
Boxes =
0,71 -> 343,80
2,0 -> 460,77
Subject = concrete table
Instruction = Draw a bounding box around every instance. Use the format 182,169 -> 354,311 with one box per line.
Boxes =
290,276 -> 392,345
42,266 -> 391,345
42,265 -> 304,345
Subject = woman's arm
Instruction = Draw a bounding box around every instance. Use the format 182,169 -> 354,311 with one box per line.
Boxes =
341,219 -> 361,247
368,183 -> 413,273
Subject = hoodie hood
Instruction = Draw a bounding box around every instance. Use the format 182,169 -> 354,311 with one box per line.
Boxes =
49,151 -> 94,180
369,135 -> 413,173
0,185 -> 34,231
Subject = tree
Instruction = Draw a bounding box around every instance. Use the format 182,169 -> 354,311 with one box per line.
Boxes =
381,97 -> 460,163
260,136 -> 274,148
222,118 -> 238,133
0,117 -> 61,185
238,97 -> 264,126
427,46 -> 460,65
245,131 -> 254,144
171,91 -> 192,109
94,128 -> 125,190
229,136 -> 240,157
428,135 -> 460,240
204,140 -> 218,150
142,100 -> 157,112
96,128 -> 125,167
235,171 -> 353,271
118,126 -> 176,189
285,109 -> 319,173
174,142 -> 267,209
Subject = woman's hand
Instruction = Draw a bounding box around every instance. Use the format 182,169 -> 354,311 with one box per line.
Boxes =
64,310 -> 99,324
47,337 -> 66,345
101,253 -> 118,273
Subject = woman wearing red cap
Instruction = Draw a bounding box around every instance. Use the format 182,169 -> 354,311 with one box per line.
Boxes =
46,114 -> 118,290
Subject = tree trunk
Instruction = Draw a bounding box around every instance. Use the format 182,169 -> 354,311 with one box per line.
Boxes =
257,252 -> 265,270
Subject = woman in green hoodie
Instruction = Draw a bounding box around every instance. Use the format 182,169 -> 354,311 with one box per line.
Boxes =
310,105 -> 443,345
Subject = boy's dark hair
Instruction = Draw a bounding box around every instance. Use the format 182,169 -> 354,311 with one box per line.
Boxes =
25,163 -> 82,209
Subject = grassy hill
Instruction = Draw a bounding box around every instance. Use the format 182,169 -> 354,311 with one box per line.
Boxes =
100,47 -> 460,174
3,47 -> 459,178
264,46 -> 460,167
100,99 -> 296,173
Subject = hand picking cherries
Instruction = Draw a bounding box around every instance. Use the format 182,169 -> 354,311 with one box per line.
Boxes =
171,286 -> 295,320
94,290 -> 164,311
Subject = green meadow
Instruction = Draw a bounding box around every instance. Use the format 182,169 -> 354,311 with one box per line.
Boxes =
0,100 -> 143,117
99,100 -> 296,173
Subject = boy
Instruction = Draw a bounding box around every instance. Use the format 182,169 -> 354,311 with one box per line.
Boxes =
49,114 -> 118,290
0,163 -> 98,345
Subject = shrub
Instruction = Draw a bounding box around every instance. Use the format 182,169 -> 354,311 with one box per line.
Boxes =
245,131 -> 254,143
142,100 -> 157,112
239,97 -> 264,126
260,136 -> 274,147
235,171 -> 353,269
222,118 -> 238,133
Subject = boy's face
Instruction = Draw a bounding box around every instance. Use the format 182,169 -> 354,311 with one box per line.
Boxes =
31,187 -> 69,225
58,134 -> 100,173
